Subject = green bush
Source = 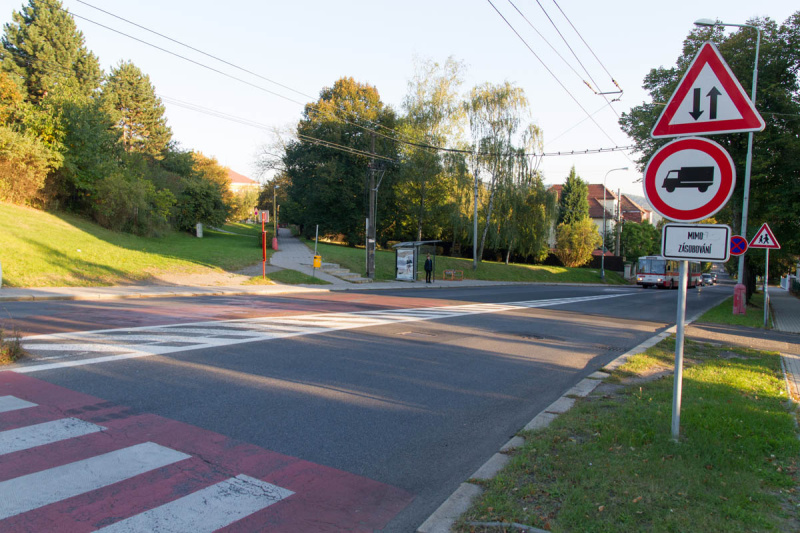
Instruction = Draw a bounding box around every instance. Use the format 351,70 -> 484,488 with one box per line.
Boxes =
92,172 -> 175,236
0,125 -> 61,205
173,176 -> 229,232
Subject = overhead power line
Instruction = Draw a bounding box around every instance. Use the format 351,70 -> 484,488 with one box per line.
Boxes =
68,2 -> 428,149
550,0 -> 622,92
75,0 -> 314,101
485,0 -> 621,147
164,94 -> 634,158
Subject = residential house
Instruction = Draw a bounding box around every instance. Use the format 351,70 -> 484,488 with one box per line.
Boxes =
547,183 -> 652,251
227,169 -> 260,194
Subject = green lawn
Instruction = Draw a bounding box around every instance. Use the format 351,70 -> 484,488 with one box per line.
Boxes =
310,240 -> 628,284
458,337 -> 798,532
696,292 -> 768,328
0,203 -> 270,287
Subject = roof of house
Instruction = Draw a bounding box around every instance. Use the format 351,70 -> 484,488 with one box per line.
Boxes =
227,169 -> 258,185
548,183 -> 617,202
588,197 -> 613,219
620,194 -> 647,213
587,184 -> 617,201
619,195 -> 651,223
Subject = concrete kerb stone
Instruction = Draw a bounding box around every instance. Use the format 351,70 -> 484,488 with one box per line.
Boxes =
523,411 -> 558,432
470,453 -> 511,481
564,378 -> 603,398
500,436 -> 526,453
544,396 -> 575,414
416,483 -> 484,533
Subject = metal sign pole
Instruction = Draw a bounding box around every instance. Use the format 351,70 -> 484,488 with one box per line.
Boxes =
671,260 -> 688,441
764,249 -> 770,327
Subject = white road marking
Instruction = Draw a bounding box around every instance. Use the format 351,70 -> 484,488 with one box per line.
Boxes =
16,294 -> 634,373
0,418 -> 105,455
0,396 -> 37,413
0,442 -> 190,520
97,474 -> 294,532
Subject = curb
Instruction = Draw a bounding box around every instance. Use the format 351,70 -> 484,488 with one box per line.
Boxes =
416,308 -> 710,533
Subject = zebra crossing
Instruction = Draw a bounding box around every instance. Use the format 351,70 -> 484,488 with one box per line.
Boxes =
0,373 -> 413,531
16,294 -> 634,374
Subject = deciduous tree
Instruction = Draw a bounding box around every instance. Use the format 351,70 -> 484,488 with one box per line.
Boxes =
555,218 -> 601,267
466,81 -> 528,264
283,77 -> 397,244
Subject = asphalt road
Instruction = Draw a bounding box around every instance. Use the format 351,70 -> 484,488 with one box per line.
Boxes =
2,283 -> 732,531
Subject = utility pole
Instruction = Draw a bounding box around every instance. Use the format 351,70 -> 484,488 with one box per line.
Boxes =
366,133 -> 384,279
615,188 -> 622,256
473,177 -> 478,271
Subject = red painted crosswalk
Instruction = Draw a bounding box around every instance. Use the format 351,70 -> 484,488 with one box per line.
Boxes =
0,372 -> 413,532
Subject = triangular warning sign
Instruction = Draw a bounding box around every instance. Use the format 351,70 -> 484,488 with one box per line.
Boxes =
749,223 -> 780,249
651,42 -> 765,138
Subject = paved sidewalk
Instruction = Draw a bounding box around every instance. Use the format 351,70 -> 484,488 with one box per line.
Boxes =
770,288 -> 800,334
767,288 -> 800,401
268,228 -> 348,286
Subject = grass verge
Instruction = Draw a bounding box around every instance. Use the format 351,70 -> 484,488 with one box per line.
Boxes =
457,337 -> 799,532
696,292 -> 767,328
244,269 -> 331,286
0,203 -> 270,287
309,241 -> 628,284
0,328 -> 25,365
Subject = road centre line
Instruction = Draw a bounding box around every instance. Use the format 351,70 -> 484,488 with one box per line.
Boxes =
16,294 -> 633,374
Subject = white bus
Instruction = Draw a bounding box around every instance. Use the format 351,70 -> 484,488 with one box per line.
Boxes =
636,256 -> 702,289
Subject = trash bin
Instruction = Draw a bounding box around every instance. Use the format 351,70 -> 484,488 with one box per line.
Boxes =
313,255 -> 321,269
733,283 -> 746,315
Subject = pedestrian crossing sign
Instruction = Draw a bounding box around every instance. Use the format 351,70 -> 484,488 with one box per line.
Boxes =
748,223 -> 780,249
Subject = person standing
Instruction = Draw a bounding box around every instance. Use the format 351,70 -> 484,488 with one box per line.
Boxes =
424,253 -> 433,283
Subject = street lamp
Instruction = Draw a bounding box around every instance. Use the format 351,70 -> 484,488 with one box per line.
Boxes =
273,184 -> 280,238
694,18 -> 762,286
601,167 -> 628,280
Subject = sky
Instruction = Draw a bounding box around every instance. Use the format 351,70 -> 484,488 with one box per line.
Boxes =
1,0 -> 797,197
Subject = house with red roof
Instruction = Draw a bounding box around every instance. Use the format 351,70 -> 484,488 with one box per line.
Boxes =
227,169 -> 260,194
547,183 -> 652,250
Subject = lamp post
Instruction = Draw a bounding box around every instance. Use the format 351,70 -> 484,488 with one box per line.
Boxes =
272,185 -> 280,250
273,185 -> 279,234
601,167 -> 628,280
694,18 -> 762,286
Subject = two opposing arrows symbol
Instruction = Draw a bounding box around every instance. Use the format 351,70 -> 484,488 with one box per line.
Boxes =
690,86 -> 721,121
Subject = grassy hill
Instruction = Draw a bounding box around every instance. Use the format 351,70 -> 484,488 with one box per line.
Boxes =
0,203 -> 266,287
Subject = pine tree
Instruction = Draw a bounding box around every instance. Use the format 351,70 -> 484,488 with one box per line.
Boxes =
102,61 -> 171,157
558,166 -> 589,225
1,0 -> 102,103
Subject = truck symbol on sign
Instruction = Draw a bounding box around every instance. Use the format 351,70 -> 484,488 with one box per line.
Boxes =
662,166 -> 714,193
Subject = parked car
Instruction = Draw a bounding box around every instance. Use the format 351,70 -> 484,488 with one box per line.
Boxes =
701,273 -> 714,286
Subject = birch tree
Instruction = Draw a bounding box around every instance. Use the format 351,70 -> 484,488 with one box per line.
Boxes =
466,82 -> 527,265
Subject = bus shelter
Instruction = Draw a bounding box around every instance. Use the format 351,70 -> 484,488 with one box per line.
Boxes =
392,240 -> 440,282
